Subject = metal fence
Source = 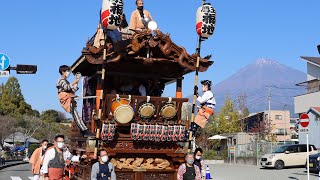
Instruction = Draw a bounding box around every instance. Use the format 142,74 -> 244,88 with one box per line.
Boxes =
232,142 -> 296,165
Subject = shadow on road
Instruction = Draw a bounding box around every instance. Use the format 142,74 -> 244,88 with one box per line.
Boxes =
1,169 -> 30,172
288,177 -> 299,180
291,172 -> 319,177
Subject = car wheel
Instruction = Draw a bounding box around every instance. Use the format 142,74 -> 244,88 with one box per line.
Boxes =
275,160 -> 284,170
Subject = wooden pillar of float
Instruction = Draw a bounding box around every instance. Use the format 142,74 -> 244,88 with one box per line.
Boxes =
176,77 -> 183,98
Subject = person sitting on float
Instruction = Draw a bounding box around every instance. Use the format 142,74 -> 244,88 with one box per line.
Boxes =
129,0 -> 153,30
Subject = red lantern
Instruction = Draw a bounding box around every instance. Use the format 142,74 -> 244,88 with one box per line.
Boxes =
196,3 -> 216,38
101,0 -> 124,30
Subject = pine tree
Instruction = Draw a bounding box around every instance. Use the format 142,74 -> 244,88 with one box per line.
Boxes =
0,77 -> 33,116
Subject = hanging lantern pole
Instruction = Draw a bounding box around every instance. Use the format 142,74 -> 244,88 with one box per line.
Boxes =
189,0 -> 216,152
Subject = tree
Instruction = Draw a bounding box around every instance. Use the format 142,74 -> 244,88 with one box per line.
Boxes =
32,110 -> 40,118
0,116 -> 18,144
196,96 -> 241,152
213,96 -> 241,134
15,116 -> 43,138
0,77 -> 33,116
40,109 -> 66,123
243,107 -> 250,117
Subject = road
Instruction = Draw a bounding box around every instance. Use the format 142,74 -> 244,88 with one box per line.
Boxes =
209,164 -> 320,180
0,163 -> 32,180
0,163 -> 319,180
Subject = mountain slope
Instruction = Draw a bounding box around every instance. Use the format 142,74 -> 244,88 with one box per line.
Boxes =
195,58 -> 306,114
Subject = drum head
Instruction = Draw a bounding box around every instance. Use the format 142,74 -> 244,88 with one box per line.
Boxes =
114,105 -> 134,124
139,103 -> 155,118
161,105 -> 177,119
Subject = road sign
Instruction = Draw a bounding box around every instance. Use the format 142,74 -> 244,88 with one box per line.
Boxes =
300,113 -> 310,127
299,113 -> 309,134
0,53 -> 10,70
0,70 -> 9,77
230,146 -> 235,154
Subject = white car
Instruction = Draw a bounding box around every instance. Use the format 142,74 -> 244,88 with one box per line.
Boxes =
260,144 -> 318,170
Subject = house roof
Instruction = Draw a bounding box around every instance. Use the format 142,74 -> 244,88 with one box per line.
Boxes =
301,56 -> 320,67
307,107 -> 320,117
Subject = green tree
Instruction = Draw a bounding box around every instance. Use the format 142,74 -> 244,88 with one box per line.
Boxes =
243,107 -> 250,117
40,109 -> 66,123
0,77 -> 33,116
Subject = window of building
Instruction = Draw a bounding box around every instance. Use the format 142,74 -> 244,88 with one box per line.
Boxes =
275,115 -> 282,120
276,128 -> 286,135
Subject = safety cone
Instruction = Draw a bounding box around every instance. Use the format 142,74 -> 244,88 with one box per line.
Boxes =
205,165 -> 212,179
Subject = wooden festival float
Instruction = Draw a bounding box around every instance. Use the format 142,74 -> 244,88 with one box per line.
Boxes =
68,1 -> 215,179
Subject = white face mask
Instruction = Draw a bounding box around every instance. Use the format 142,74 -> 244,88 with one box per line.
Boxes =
101,156 -> 108,163
195,155 -> 201,160
65,71 -> 70,78
43,145 -> 47,150
57,142 -> 64,149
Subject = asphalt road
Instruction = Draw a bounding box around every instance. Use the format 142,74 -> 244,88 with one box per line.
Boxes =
1,163 -> 319,180
0,163 -> 32,180
209,164 -> 320,180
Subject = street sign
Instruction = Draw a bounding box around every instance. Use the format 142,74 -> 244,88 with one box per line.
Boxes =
230,146 -> 235,154
0,53 -> 10,70
300,113 -> 310,127
299,113 -> 309,133
0,70 -> 9,77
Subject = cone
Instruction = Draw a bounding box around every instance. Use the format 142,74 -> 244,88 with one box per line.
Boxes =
205,165 -> 212,179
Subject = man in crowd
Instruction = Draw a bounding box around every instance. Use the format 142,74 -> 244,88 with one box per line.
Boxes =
129,0 -> 153,30
177,153 -> 201,180
29,139 -> 48,180
42,135 -> 87,180
91,149 -> 116,180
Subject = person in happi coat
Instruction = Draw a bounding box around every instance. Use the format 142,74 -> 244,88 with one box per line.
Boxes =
29,139 -> 48,180
129,0 -> 153,30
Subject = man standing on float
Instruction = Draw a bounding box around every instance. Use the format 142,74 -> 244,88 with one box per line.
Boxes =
194,80 -> 216,131
56,65 -> 94,137
129,0 -> 153,30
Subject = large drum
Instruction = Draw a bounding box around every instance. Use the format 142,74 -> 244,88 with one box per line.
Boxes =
111,95 -> 134,124
138,96 -> 156,119
160,97 -> 177,119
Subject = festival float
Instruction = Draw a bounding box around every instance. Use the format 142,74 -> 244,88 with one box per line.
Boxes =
68,0 -> 215,179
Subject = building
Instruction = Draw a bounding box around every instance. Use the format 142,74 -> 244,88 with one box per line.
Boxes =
298,107 -> 320,148
239,110 -> 291,142
294,56 -> 320,115
294,54 -> 320,147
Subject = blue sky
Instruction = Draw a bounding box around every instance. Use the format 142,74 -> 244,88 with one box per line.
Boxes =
0,0 -> 320,113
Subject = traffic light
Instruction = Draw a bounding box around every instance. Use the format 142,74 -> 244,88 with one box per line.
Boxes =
9,64 -> 37,74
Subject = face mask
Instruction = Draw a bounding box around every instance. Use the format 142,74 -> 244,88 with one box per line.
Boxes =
187,159 -> 194,165
57,142 -> 64,149
65,71 -> 70,78
43,146 -> 47,150
137,6 -> 143,10
195,156 -> 201,160
101,156 -> 108,163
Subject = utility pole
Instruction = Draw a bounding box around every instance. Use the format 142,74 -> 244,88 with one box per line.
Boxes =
266,86 -> 272,134
283,104 -> 288,145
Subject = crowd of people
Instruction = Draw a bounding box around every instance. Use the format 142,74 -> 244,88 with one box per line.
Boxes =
29,135 -> 208,180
